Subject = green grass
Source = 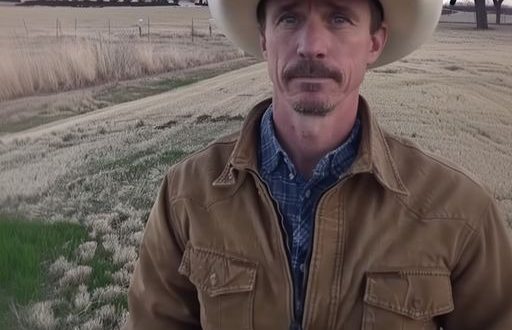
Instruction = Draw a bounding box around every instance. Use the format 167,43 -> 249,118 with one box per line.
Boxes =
0,216 -> 88,328
88,243 -> 128,315
0,114 -> 70,135
94,79 -> 197,105
93,60 -> 256,106
87,244 -> 117,291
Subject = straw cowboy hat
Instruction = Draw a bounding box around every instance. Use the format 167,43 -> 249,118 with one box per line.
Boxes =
208,0 -> 443,68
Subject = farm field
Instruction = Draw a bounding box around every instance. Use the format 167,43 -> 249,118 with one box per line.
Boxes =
0,5 -> 512,330
0,5 -> 254,133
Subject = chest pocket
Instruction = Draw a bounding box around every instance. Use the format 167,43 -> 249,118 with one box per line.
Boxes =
362,269 -> 454,330
178,244 -> 257,330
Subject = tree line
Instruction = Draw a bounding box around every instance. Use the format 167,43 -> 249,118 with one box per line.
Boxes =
450,0 -> 507,28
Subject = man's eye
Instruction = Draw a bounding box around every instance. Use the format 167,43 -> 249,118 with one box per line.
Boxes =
331,15 -> 349,25
279,14 -> 299,25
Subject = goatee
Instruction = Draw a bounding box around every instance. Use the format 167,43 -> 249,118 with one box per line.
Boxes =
293,100 -> 334,117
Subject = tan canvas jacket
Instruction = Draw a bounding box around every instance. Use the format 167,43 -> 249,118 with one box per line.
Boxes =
124,97 -> 512,330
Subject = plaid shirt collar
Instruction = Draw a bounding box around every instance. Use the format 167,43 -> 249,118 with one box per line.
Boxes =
259,104 -> 361,180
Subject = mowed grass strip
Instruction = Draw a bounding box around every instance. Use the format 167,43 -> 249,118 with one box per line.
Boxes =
0,216 -> 87,328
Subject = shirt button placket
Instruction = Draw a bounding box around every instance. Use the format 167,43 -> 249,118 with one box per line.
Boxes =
300,263 -> 305,273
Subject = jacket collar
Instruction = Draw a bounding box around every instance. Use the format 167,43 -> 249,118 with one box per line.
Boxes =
213,97 -> 408,196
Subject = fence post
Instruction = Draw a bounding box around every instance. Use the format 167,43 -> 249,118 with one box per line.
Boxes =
209,21 -> 212,38
191,18 -> 194,42
108,19 -> 111,42
57,19 -> 63,38
147,17 -> 150,42
56,18 -> 58,39
22,19 -> 29,38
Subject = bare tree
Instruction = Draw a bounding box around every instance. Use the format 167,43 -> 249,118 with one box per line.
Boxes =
474,0 -> 489,29
450,0 -> 488,29
493,0 -> 504,24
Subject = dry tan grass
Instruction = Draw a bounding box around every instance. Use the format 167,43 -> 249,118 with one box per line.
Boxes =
0,21 -> 511,329
0,6 -> 243,101
0,36 -> 243,101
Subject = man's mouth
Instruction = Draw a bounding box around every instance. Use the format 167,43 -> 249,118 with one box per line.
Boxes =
297,81 -> 324,92
292,77 -> 333,81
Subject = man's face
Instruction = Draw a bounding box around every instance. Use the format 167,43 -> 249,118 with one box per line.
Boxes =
260,0 -> 387,116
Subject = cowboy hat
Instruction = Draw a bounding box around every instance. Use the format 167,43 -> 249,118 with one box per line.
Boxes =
208,0 -> 443,68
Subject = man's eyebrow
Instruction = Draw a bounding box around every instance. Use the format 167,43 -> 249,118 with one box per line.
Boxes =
323,1 -> 360,19
270,1 -> 361,20
271,1 -> 300,15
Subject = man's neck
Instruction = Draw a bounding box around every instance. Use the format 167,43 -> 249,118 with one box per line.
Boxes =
271,94 -> 359,179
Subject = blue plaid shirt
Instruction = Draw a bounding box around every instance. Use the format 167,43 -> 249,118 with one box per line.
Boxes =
258,105 -> 361,326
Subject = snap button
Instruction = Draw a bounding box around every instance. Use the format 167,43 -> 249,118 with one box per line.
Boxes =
412,297 -> 423,310
305,190 -> 311,198
209,273 -> 218,287
288,173 -> 295,180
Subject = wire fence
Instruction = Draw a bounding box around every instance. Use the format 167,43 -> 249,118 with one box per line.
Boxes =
439,10 -> 512,24
1,17 -> 219,42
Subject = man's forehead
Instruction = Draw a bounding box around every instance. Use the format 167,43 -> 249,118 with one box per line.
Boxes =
263,0 -> 373,22
266,0 -> 367,11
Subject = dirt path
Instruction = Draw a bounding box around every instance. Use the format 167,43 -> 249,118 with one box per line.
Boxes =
0,62 -> 270,145
0,57 -> 258,134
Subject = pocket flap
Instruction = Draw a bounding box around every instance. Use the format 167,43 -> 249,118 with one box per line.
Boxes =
178,244 -> 257,297
364,269 -> 454,321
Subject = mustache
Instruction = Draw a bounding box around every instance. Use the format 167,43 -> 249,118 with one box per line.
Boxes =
283,60 -> 343,83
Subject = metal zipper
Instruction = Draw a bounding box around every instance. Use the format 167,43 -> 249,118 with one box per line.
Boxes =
301,173 -> 354,330
248,169 -> 296,326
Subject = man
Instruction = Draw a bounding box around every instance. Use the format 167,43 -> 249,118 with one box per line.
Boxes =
124,0 -> 512,329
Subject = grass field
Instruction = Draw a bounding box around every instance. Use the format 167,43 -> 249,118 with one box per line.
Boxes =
0,5 -> 246,101
0,57 -> 257,134
0,212 -> 155,329
0,217 -> 88,329
0,34 -> 244,102
0,5 -> 256,136
0,107 -> 242,328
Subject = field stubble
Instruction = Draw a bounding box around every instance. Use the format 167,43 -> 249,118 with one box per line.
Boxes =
0,16 -> 511,330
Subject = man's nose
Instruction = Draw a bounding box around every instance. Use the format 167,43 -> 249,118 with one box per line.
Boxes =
297,19 -> 329,59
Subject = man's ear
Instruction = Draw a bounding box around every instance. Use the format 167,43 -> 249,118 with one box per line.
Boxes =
259,29 -> 268,59
367,22 -> 388,65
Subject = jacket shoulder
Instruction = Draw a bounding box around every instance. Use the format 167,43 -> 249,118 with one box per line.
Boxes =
385,133 -> 494,228
165,130 -> 240,204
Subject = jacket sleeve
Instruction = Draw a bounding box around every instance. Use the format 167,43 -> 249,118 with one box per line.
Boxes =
442,199 -> 512,329
123,173 -> 201,330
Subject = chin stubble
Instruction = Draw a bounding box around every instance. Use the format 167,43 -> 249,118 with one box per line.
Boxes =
293,101 -> 335,117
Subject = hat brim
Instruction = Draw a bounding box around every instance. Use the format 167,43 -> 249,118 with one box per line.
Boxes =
209,0 -> 443,68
